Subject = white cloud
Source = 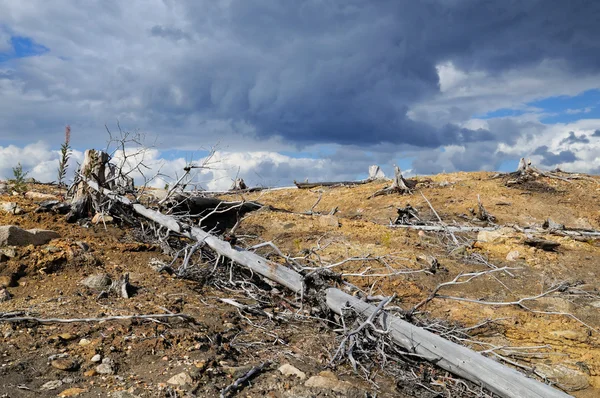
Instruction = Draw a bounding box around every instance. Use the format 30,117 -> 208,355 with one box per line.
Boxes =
0,141 -> 83,183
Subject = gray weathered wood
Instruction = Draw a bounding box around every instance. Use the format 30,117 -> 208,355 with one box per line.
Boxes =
326,288 -> 571,398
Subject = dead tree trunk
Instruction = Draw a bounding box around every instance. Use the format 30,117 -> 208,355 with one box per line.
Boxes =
326,288 -> 570,398
369,166 -> 412,198
67,149 -> 110,221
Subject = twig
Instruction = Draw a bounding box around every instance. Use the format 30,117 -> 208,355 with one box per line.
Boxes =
220,361 -> 270,398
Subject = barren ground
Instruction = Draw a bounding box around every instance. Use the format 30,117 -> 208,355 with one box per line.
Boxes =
1,171 -> 600,397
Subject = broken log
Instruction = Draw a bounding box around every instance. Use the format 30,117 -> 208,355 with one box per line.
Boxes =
326,288 -> 571,398
294,179 -> 372,189
294,165 -> 387,189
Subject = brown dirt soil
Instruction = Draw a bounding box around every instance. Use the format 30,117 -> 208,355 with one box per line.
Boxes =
1,171 -> 600,397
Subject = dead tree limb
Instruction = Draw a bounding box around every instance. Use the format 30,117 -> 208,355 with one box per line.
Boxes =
326,288 -> 571,398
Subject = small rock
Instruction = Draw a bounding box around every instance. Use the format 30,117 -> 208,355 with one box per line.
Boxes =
0,183 -> 7,194
80,273 -> 112,290
477,227 -> 517,243
92,213 -> 114,224
25,191 -> 57,200
40,380 -> 63,390
278,364 -> 306,380
58,387 -> 87,397
305,371 -> 353,393
51,359 -> 79,371
0,288 -> 11,302
506,250 -> 521,261
319,215 -> 340,228
0,225 -> 60,247
78,338 -> 91,346
1,202 -> 23,215
96,358 -> 114,374
91,354 -> 102,363
0,247 -> 16,258
536,364 -> 589,392
167,372 -> 193,386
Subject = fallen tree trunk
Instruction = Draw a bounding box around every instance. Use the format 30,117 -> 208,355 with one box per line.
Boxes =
294,165 -> 386,189
82,179 -> 572,398
326,288 -> 571,398
294,179 -> 372,189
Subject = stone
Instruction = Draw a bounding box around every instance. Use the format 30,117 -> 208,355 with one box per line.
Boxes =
0,225 -> 60,247
80,273 -> 112,290
167,372 -> 193,386
58,388 -> 87,397
91,354 -> 102,363
0,247 -> 16,258
51,359 -> 79,371
477,227 -> 517,243
25,191 -> 57,200
40,380 -> 63,390
304,371 -> 353,393
96,358 -> 114,374
78,338 -> 91,346
0,288 -> 11,302
319,215 -> 340,228
506,250 -> 521,261
84,369 -> 97,377
278,364 -> 306,380
536,364 -> 589,392
0,183 -> 7,194
1,202 -> 23,215
92,213 -> 114,224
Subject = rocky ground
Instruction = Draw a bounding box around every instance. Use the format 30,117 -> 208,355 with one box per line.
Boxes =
1,171 -> 600,397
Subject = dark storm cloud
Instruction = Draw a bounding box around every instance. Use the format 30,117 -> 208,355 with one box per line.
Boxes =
2,0 -> 600,174
593,130 -> 600,137
150,26 -> 191,42
138,0 -> 600,148
560,131 -> 590,145
533,145 -> 579,166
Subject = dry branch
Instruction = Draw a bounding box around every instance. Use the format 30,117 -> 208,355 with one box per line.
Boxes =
326,288 -> 571,398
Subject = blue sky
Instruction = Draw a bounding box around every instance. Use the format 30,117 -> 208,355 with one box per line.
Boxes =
0,1 -> 599,188
0,35 -> 48,62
